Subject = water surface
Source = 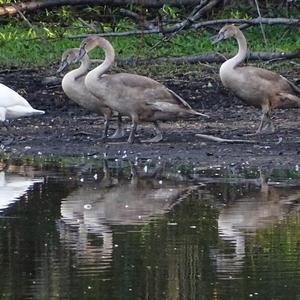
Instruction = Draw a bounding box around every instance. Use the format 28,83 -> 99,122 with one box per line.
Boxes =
1,161 -> 300,300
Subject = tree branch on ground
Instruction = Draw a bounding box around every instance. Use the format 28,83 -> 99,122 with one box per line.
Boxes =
0,0 -> 199,17
62,17 -> 299,40
78,17 -> 97,32
195,134 -> 258,143
119,8 -> 155,30
115,49 -> 300,66
149,0 -> 221,50
253,0 -> 267,45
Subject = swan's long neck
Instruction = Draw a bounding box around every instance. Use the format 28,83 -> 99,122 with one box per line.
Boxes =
86,39 -> 115,81
224,30 -> 247,69
77,55 -> 91,75
72,55 -> 91,80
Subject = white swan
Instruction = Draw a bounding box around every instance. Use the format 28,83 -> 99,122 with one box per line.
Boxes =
0,84 -> 44,122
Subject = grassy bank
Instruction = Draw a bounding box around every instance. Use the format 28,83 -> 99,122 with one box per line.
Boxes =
0,20 -> 299,68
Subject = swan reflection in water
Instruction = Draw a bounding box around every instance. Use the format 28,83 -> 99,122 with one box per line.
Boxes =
0,170 -> 43,212
215,173 -> 300,278
59,161 -> 194,272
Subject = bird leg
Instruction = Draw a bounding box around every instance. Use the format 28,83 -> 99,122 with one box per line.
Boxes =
261,112 -> 275,133
141,121 -> 163,143
127,119 -> 137,144
244,113 -> 268,136
257,110 -> 275,134
256,112 -> 268,134
246,105 -> 274,136
243,112 -> 269,136
100,118 -> 110,140
109,114 -> 125,139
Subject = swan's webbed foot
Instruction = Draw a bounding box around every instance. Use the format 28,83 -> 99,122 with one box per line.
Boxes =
243,131 -> 261,137
140,135 -> 163,143
127,136 -> 135,144
108,127 -> 125,139
243,126 -> 274,137
96,135 -> 108,142
107,114 -> 125,139
0,136 -> 15,146
140,121 -> 163,143
244,111 -> 275,136
262,120 -> 275,133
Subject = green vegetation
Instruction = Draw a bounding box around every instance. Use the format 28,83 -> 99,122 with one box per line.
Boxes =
0,18 -> 299,68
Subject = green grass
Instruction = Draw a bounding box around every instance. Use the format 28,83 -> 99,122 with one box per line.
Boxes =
0,20 -> 299,68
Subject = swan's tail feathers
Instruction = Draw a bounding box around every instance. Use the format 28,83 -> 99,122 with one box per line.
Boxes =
189,109 -> 210,118
6,106 -> 45,119
285,78 -> 300,95
278,93 -> 300,108
32,109 -> 45,115
150,101 -> 209,118
167,89 -> 210,118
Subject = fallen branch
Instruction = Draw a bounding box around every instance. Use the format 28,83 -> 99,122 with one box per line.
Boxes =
195,134 -> 257,144
0,0 -> 199,17
78,17 -> 97,32
192,17 -> 300,29
149,0 -> 221,50
254,0 -> 268,45
116,49 -> 300,66
162,0 -> 222,33
62,17 -> 299,40
119,8 -> 155,30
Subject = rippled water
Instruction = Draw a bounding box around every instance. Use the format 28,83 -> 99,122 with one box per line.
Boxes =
1,161 -> 300,299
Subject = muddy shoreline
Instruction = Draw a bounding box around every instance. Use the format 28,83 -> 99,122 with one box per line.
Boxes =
1,66 -> 300,168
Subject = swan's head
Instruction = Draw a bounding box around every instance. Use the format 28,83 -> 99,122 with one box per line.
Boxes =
212,25 -> 240,44
56,48 -> 81,75
75,36 -> 113,63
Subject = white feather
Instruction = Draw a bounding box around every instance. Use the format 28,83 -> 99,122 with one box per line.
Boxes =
0,83 -> 44,121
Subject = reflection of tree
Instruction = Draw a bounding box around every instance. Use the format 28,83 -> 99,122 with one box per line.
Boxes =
134,192 -> 218,300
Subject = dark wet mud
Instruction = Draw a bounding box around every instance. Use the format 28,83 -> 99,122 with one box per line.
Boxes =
0,65 -> 300,168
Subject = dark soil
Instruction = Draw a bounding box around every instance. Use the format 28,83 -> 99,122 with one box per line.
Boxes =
1,65 -> 300,168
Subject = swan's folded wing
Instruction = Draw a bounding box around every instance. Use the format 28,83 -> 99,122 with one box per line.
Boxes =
0,83 -> 31,108
146,101 -> 186,113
